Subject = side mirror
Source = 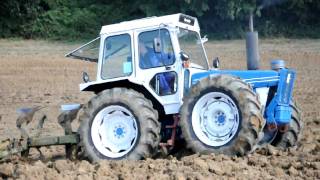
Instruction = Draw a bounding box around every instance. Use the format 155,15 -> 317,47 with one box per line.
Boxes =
82,71 -> 90,83
212,57 -> 220,69
180,52 -> 189,61
201,35 -> 208,44
153,37 -> 161,53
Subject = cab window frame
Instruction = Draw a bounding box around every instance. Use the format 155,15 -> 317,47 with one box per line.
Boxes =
100,33 -> 133,80
149,71 -> 178,96
138,28 -> 176,70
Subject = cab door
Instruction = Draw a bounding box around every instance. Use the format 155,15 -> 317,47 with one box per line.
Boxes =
134,28 -> 182,114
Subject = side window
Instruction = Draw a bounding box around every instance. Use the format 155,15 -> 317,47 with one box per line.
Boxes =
66,37 -> 100,62
101,34 -> 132,79
150,72 -> 177,96
139,29 -> 175,69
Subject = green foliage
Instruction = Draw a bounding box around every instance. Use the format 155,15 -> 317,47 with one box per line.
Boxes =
0,0 -> 42,38
0,0 -> 319,40
30,7 -> 99,39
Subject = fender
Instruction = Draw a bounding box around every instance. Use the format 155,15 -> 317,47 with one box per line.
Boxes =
191,70 -> 279,88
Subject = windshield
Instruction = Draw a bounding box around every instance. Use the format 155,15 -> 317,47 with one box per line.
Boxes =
177,28 -> 208,70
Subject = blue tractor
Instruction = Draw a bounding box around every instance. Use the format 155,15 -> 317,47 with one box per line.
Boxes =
66,14 -> 302,162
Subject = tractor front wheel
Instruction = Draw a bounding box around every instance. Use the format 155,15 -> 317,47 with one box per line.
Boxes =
180,75 -> 264,156
271,101 -> 303,149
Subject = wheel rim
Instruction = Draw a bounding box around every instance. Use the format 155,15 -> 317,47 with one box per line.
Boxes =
91,105 -> 138,158
192,92 -> 240,147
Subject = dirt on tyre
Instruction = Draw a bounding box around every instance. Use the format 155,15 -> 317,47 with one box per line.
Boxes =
79,88 -> 160,162
180,75 -> 264,156
271,101 -> 303,149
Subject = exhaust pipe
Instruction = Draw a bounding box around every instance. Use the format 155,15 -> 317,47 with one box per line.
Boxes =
246,12 -> 260,70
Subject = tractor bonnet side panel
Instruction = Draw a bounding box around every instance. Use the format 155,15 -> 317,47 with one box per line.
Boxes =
191,70 -> 279,88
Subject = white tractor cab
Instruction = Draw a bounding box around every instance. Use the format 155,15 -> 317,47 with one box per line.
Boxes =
67,14 -> 208,114
66,14 -> 301,162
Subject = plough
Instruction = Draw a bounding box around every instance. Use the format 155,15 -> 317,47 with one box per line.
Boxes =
0,105 -> 82,161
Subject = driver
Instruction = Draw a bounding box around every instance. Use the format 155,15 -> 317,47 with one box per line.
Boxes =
139,41 -> 174,95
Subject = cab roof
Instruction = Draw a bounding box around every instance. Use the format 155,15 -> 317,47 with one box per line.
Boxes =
100,13 -> 200,35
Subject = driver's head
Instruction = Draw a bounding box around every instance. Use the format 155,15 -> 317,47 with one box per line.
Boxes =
139,41 -> 147,56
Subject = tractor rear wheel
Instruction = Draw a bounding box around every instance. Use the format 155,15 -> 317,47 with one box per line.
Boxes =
271,101 -> 303,149
180,75 -> 264,156
79,88 -> 160,162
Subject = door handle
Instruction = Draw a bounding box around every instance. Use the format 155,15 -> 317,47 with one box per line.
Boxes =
165,66 -> 171,70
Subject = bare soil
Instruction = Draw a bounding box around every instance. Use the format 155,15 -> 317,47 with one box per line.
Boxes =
0,39 -> 319,179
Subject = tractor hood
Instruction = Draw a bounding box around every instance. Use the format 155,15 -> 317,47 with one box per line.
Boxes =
191,70 -> 279,88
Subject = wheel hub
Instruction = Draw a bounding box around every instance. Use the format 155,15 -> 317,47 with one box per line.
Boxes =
91,105 -> 138,158
216,111 -> 226,125
114,126 -> 125,137
192,92 -> 240,147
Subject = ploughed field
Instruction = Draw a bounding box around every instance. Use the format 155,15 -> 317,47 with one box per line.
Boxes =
0,39 -> 319,179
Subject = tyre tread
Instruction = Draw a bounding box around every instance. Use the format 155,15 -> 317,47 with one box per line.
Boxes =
79,88 -> 160,162
180,75 -> 264,156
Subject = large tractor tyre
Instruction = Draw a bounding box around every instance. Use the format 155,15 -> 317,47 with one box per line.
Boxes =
79,88 -> 160,162
180,75 -> 264,156
271,101 -> 303,149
